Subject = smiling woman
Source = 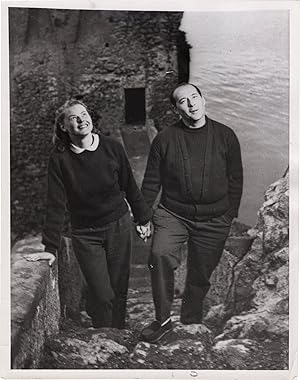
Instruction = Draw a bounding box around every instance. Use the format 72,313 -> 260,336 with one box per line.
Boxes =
25,99 -> 152,329
53,100 -> 94,149
61,104 -> 94,143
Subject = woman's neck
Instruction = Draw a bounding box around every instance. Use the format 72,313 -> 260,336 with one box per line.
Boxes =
70,133 -> 93,148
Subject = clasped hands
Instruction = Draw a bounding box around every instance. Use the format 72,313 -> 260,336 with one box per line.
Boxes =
135,221 -> 151,242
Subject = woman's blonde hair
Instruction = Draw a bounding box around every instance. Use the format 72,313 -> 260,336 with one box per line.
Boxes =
53,99 -> 90,149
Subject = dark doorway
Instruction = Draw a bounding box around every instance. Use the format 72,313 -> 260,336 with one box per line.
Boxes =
125,88 -> 146,124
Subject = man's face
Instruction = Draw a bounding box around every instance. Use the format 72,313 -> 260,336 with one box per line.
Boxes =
173,84 -> 205,124
61,104 -> 93,138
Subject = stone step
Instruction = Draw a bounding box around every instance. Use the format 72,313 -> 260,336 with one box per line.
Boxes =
121,126 -> 150,158
129,264 -> 151,292
130,264 -> 149,278
121,126 -> 150,188
129,276 -> 151,290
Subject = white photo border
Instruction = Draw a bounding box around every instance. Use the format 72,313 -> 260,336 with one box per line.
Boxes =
1,1 -> 299,379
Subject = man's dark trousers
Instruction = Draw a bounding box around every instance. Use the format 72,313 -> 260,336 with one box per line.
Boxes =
71,211 -> 132,329
149,205 -> 232,324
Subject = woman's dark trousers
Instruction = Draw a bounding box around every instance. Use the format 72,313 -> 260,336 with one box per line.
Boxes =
71,211 -> 132,329
149,206 -> 232,324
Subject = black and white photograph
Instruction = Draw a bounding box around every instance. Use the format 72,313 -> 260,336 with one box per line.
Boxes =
1,0 -> 299,378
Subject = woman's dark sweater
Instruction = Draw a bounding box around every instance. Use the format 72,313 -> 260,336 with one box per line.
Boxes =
42,135 -> 151,254
141,117 -> 243,220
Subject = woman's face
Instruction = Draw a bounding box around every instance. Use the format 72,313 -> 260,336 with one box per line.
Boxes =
61,104 -> 93,138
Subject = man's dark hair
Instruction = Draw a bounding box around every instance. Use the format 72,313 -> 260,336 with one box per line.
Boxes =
170,82 -> 202,106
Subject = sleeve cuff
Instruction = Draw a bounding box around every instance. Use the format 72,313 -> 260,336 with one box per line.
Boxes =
44,246 -> 57,256
226,209 -> 237,219
134,219 -> 151,226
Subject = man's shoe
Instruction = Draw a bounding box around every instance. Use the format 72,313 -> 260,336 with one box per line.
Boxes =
140,319 -> 173,343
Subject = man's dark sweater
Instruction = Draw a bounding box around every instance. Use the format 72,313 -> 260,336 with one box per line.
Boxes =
42,135 -> 151,254
182,123 -> 208,202
141,117 -> 243,220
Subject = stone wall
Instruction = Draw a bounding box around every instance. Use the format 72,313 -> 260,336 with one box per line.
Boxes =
11,236 -> 60,368
10,8 -> 189,239
204,172 -> 289,343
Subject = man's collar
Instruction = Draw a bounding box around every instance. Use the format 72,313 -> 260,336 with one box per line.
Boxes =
70,133 -> 99,154
179,116 -> 207,130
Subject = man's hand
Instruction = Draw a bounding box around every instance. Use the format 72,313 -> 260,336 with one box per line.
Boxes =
24,252 -> 56,267
136,221 -> 151,242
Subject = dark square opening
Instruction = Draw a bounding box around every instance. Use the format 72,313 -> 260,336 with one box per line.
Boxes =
125,88 -> 146,124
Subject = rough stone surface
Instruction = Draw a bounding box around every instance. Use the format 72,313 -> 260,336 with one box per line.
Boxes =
208,176 -> 288,322
50,335 -> 129,368
206,223 -> 254,315
217,244 -> 289,341
222,236 -> 265,317
211,337 -> 287,370
212,338 -> 260,369
11,236 -> 60,368
206,172 -> 289,370
259,175 -> 289,253
42,322 -> 133,369
129,337 -> 210,369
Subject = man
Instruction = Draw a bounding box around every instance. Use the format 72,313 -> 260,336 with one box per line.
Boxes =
139,82 -> 243,343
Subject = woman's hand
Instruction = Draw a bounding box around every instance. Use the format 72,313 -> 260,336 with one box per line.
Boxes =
136,221 -> 151,242
24,251 -> 56,266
